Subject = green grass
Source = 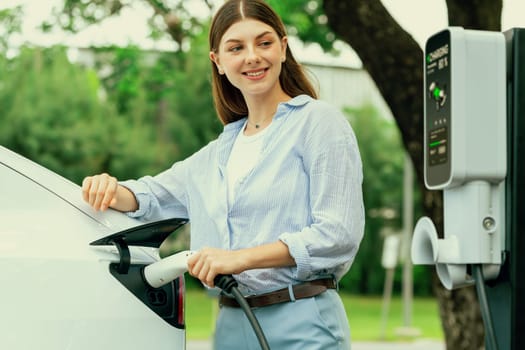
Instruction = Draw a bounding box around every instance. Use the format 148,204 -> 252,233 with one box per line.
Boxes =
185,289 -> 443,341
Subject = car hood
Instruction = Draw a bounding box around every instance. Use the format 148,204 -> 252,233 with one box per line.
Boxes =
0,145 -> 141,233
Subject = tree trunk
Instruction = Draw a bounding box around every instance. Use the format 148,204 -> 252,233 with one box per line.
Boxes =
322,0 -> 501,348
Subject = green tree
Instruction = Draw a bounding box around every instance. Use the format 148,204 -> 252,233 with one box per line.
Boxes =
51,0 -> 211,49
87,45 -> 186,179
341,104 -> 404,293
168,24 -> 222,148
0,6 -> 22,53
0,46 -> 117,183
341,104 -> 431,295
79,27 -> 220,180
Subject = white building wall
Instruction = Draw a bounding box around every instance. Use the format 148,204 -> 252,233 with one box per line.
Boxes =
304,62 -> 394,120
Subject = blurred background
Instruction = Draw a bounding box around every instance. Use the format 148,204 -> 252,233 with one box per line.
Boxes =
1,0 -> 523,348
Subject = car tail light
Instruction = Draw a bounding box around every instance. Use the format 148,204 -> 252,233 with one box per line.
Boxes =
175,276 -> 185,328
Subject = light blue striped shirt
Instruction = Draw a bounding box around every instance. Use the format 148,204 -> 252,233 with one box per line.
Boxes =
121,94 -> 365,294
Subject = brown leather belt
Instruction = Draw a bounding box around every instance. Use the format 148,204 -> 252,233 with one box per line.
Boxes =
219,278 -> 337,308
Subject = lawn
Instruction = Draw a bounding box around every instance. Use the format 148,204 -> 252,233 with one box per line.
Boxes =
185,288 -> 443,341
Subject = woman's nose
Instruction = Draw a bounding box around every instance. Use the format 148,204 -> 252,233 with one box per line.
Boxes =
245,46 -> 261,64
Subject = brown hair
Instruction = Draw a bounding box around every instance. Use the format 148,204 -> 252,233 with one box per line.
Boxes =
209,0 -> 318,125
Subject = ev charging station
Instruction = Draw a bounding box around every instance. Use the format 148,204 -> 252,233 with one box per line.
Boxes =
411,27 -> 525,350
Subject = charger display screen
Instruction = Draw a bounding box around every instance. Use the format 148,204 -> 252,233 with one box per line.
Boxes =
428,127 -> 448,166
425,29 -> 451,186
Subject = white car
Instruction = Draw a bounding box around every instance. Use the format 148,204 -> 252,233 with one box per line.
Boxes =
0,145 -> 188,349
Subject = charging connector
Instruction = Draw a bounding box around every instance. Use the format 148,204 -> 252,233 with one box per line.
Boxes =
143,250 -> 194,288
141,253 -> 271,349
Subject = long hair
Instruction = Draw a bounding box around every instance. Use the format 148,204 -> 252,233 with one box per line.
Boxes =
209,0 -> 318,125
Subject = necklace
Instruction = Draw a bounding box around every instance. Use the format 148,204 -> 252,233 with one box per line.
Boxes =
247,114 -> 272,129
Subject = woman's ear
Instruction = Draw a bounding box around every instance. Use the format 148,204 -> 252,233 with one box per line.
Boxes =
281,36 -> 288,63
210,51 -> 224,75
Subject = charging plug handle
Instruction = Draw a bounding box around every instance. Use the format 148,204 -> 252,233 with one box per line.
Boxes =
214,274 -> 238,293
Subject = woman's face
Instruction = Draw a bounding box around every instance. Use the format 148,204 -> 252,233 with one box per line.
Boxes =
210,18 -> 287,100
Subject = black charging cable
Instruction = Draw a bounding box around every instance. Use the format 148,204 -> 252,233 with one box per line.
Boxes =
214,274 -> 271,350
472,264 -> 499,350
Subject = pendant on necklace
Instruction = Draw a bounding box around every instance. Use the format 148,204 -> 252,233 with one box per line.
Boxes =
255,124 -> 260,129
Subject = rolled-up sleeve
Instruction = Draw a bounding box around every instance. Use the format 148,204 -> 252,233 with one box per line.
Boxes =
279,105 -> 365,281
119,161 -> 190,222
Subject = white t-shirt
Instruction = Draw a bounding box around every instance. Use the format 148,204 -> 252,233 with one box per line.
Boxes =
226,121 -> 271,205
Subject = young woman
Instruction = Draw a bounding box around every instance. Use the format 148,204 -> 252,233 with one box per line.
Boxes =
82,0 -> 364,348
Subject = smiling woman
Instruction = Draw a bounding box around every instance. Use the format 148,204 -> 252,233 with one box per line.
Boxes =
81,0 -> 364,349
209,18 -> 291,134
207,1 -> 318,126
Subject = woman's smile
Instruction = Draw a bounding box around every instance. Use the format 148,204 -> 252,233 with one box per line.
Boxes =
243,68 -> 269,80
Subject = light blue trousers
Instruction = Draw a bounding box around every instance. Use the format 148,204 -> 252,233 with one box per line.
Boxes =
213,289 -> 351,350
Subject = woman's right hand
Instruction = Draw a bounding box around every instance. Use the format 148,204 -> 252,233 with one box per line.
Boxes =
81,173 -> 139,212
82,173 -> 119,211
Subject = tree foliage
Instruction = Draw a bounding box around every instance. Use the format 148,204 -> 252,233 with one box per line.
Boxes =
342,105 -> 401,293
0,23 -> 220,184
267,0 -> 335,51
0,6 -> 22,53
49,0 -> 212,49
0,46 -> 116,183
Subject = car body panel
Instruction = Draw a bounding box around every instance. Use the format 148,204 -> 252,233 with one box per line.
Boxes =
0,146 -> 186,349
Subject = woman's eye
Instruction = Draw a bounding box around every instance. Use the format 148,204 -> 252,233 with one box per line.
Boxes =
259,41 -> 273,47
229,45 -> 242,52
